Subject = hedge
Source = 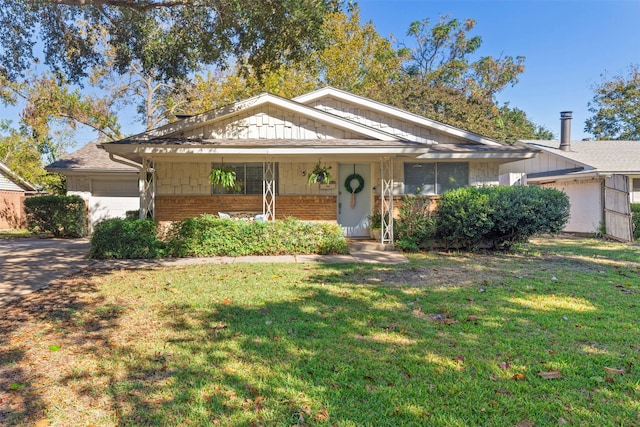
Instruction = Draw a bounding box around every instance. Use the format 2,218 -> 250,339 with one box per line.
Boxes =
89,215 -> 348,259
24,195 -> 87,237
632,204 -> 640,240
435,186 -> 570,250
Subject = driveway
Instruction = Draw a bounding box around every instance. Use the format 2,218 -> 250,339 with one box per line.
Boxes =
0,238 -> 92,306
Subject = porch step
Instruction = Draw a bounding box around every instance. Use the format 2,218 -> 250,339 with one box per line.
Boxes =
347,239 -> 396,252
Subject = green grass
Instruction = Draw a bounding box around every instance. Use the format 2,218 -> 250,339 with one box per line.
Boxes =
0,229 -> 35,238
2,236 -> 639,426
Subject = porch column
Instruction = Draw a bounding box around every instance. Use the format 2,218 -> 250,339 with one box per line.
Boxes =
140,158 -> 155,219
380,157 -> 394,244
263,161 -> 276,221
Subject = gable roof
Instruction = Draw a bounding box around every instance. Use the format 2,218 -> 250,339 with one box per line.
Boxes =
0,161 -> 38,192
523,140 -> 640,174
137,91 -> 406,142
46,143 -> 139,174
100,87 -> 539,163
293,86 -> 504,147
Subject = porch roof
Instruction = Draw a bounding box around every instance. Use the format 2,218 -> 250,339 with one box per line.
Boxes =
101,138 -> 538,161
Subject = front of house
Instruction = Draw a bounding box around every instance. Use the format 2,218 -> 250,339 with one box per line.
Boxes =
100,87 -> 538,243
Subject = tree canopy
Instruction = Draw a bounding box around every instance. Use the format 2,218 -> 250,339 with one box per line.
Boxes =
0,0 -> 340,83
585,64 -> 640,140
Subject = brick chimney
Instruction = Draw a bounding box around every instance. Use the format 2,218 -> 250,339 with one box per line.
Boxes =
559,111 -> 572,151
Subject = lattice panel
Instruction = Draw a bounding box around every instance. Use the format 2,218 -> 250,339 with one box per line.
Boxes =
380,157 -> 394,244
263,161 -> 276,221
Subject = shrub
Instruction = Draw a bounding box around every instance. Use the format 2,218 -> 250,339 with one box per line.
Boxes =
632,204 -> 640,240
394,195 -> 436,252
435,187 -> 494,249
435,186 -> 570,250
24,195 -> 87,237
168,215 -> 348,257
89,218 -> 165,259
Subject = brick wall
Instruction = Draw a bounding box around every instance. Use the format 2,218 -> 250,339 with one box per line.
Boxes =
155,195 -> 337,222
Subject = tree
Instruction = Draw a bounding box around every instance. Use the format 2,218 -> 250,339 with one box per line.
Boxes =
399,16 -> 525,100
169,6 -> 403,116
585,64 -> 640,140
0,0 -> 340,84
384,16 -> 548,142
313,5 -> 404,98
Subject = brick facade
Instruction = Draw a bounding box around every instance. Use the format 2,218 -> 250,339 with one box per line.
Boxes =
155,195 -> 337,222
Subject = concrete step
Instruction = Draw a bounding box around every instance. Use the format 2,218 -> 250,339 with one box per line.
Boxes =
347,239 -> 396,252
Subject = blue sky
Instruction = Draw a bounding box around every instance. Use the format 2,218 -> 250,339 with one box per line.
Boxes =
3,0 -> 638,149
357,0 -> 640,139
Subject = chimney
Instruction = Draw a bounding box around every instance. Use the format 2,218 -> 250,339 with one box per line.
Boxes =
559,111 -> 572,151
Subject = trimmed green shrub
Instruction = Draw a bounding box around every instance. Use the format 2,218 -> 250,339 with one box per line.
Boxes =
435,187 -> 494,249
168,215 -> 348,257
394,195 -> 436,252
632,204 -> 640,240
24,195 -> 87,237
89,218 -> 165,259
435,185 -> 570,250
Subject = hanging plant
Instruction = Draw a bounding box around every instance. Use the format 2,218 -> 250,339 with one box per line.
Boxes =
210,165 -> 238,190
307,162 -> 332,185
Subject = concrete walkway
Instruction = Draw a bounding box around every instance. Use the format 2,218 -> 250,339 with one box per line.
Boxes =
0,238 -> 407,306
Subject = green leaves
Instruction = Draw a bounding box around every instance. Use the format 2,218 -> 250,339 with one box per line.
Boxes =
585,64 -> 640,140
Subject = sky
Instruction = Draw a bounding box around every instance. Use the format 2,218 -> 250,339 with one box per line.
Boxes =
3,0 -> 639,150
357,0 -> 640,140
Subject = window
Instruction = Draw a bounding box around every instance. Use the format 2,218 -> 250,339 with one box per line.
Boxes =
212,163 -> 278,195
632,178 -> 640,203
403,162 -> 469,195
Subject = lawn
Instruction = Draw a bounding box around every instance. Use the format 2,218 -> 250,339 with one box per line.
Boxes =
1,236 -> 639,426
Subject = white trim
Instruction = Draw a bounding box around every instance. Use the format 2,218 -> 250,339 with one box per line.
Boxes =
135,92 -> 402,142
294,87 -> 504,147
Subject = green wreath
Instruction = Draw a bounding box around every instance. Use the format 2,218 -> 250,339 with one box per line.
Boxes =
345,173 -> 365,194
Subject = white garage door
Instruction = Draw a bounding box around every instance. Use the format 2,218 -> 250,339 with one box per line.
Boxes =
89,179 -> 140,231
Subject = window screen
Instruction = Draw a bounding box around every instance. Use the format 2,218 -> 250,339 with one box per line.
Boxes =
403,162 -> 469,195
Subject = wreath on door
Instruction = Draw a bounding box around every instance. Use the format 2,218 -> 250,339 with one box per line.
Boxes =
344,173 -> 365,208
344,173 -> 365,194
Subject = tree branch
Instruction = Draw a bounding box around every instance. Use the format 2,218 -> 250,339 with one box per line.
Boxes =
31,0 -> 207,11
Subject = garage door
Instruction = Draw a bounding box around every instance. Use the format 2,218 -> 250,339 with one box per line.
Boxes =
92,179 -> 138,197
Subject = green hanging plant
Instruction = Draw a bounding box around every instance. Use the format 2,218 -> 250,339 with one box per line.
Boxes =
210,165 -> 238,190
307,162 -> 332,185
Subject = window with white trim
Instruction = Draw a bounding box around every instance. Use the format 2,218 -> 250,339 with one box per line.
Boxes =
632,178 -> 640,203
403,162 -> 469,195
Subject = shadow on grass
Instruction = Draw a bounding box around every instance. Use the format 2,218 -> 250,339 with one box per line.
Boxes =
3,243 -> 640,425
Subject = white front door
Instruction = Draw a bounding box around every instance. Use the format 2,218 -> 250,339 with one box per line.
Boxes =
338,163 -> 371,237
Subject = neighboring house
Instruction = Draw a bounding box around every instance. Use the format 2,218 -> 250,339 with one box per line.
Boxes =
100,87 -> 538,243
500,112 -> 640,241
46,143 -> 140,231
0,161 -> 38,229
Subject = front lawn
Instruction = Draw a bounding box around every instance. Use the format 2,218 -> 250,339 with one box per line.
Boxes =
1,237 -> 639,426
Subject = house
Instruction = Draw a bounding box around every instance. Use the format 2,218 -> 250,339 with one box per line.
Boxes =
0,161 -> 38,229
98,87 -> 538,243
499,112 -> 640,241
46,143 -> 140,231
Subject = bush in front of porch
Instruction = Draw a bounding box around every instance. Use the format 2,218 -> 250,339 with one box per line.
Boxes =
89,215 -> 348,259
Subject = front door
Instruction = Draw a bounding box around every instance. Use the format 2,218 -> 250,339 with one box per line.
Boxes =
338,163 -> 371,237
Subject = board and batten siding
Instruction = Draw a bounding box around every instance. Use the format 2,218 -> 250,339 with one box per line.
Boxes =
499,151 -> 580,175
181,105 -> 368,140
308,97 -> 462,144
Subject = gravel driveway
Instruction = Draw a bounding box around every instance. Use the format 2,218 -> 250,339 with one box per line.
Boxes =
0,238 -> 91,306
